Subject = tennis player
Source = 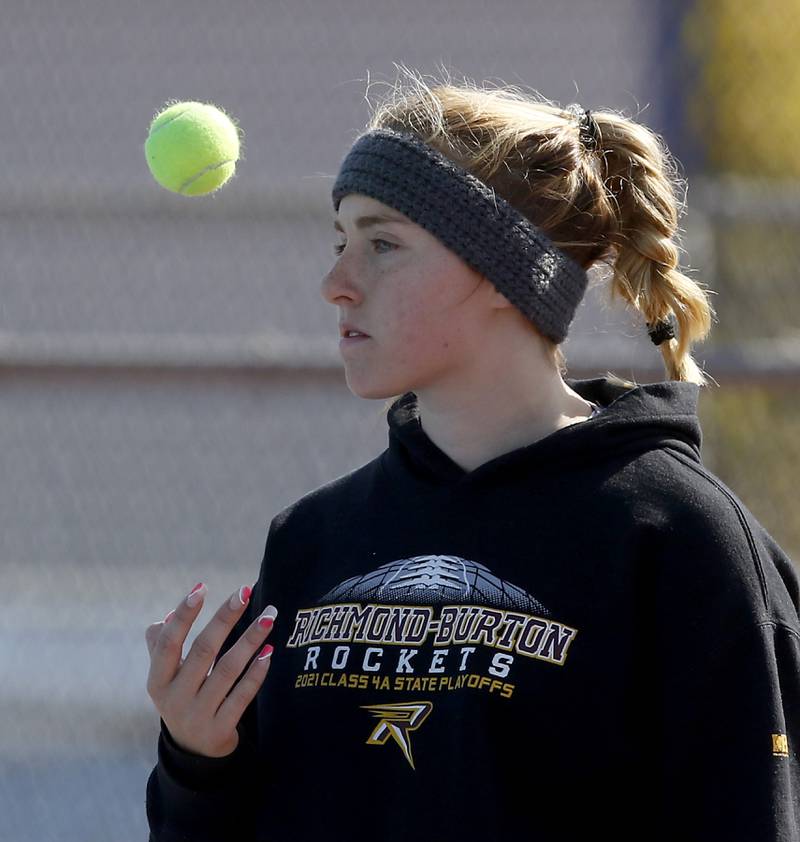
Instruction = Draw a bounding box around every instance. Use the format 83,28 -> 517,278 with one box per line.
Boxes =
145,66 -> 800,841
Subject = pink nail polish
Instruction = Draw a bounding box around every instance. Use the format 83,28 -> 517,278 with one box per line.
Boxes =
186,582 -> 206,608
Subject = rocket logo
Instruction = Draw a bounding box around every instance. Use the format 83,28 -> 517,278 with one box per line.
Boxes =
361,700 -> 433,770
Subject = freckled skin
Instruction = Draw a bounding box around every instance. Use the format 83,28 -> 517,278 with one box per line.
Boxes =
320,193 -> 594,472
321,194 -> 503,401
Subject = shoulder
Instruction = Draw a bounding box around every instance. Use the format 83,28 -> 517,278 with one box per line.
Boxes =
620,449 -> 800,630
612,444 -> 770,536
266,452 -> 385,537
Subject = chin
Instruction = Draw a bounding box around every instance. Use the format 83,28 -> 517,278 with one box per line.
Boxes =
344,373 -> 412,402
346,383 -> 401,401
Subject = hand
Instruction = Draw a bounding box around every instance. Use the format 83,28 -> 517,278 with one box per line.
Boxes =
145,583 -> 277,758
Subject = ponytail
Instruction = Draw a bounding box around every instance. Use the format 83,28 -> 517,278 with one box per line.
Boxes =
352,63 -> 718,418
591,110 -> 716,384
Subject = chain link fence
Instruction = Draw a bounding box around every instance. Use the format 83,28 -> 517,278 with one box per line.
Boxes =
675,0 -> 800,557
0,1 -> 797,840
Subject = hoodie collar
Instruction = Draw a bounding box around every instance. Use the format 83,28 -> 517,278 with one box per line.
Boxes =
381,375 -> 702,489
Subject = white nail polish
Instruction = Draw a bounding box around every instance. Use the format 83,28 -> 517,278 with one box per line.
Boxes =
258,604 -> 278,622
229,586 -> 250,610
186,583 -> 206,608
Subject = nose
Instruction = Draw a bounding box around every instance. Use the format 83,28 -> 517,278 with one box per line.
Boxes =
320,258 -> 361,306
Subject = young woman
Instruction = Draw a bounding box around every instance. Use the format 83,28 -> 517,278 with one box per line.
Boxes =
145,67 -> 800,841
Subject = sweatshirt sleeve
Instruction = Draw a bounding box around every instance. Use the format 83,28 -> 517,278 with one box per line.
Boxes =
646,502 -> 800,841
145,520 -> 277,842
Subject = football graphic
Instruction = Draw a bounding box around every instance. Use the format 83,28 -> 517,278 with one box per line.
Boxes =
318,554 -> 551,617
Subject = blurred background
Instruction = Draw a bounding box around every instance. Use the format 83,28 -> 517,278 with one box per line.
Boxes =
1,0 -> 798,839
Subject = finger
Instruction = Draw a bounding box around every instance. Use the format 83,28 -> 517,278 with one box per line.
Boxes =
144,622 -> 163,656
144,601 -> 180,657
173,584 -> 258,698
215,638 -> 275,737
146,582 -> 209,699
197,602 -> 278,714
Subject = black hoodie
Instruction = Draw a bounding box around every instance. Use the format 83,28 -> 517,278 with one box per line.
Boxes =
146,375 -> 800,842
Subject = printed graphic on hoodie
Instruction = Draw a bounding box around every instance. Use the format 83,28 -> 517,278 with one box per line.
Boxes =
285,554 -> 579,765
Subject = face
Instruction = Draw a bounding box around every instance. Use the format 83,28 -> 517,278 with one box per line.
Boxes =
321,194 -> 506,400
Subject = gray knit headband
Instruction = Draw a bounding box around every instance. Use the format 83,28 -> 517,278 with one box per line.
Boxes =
331,123 -> 676,347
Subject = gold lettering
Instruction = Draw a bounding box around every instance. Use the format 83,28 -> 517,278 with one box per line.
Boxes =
772,733 -> 789,757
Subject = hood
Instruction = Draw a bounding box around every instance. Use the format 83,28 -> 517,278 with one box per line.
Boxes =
381,375 -> 702,489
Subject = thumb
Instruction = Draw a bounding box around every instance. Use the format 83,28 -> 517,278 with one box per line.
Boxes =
145,618 -> 188,669
144,620 -> 164,655
145,606 -> 177,655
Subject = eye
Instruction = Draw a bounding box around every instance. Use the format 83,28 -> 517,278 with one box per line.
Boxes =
333,238 -> 397,256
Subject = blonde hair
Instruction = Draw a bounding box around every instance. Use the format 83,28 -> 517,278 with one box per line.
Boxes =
351,64 -> 716,417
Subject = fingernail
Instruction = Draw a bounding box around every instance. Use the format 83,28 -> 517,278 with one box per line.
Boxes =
163,609 -> 176,624
257,605 -> 278,629
229,585 -> 252,610
186,582 -> 206,608
257,644 -> 273,661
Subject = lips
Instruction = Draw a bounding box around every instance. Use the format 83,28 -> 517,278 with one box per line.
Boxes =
339,322 -> 370,338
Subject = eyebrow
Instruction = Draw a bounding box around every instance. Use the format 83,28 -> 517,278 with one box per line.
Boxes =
332,213 -> 410,232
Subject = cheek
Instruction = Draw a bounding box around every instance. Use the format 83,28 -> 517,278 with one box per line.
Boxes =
400,310 -> 469,363
388,262 -> 479,351
394,300 -> 444,346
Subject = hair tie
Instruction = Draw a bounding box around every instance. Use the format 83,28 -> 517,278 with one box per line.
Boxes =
565,103 -> 601,152
647,316 -> 676,346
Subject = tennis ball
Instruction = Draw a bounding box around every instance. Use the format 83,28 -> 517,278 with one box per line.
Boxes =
144,100 -> 243,196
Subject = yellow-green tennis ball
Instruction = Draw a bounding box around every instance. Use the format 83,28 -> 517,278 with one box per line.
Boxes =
144,101 -> 243,196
